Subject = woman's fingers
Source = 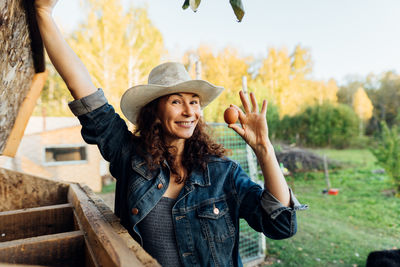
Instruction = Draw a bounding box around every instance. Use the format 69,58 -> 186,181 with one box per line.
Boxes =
239,90 -> 250,114
230,104 -> 246,126
228,123 -> 245,137
261,99 -> 267,116
239,90 -> 263,115
250,92 -> 258,113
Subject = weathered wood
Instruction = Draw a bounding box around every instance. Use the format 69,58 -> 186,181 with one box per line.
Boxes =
2,71 -> 48,157
68,184 -> 152,267
0,231 -> 85,266
0,203 -> 75,242
0,0 -> 45,154
79,185 -> 160,267
0,168 -> 69,212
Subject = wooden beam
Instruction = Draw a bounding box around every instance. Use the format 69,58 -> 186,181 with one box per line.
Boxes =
0,168 -> 69,212
68,184 -> 151,267
0,203 -> 75,242
78,184 -> 160,266
2,71 -> 48,157
0,231 -> 84,266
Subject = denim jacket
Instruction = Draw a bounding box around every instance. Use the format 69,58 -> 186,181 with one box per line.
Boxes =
69,89 -> 307,267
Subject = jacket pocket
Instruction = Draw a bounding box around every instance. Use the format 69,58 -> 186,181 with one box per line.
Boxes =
197,199 -> 235,243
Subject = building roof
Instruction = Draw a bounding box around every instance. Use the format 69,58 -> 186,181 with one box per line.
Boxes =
25,116 -> 80,135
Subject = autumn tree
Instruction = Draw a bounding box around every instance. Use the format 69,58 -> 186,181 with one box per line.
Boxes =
34,61 -> 72,116
184,46 -> 250,122
353,87 -> 374,135
36,0 -> 164,116
67,0 -> 164,112
255,45 -> 338,117
367,71 -> 400,127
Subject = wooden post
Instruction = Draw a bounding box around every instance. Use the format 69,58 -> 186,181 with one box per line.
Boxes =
323,154 -> 331,189
195,60 -> 202,80
242,76 -> 247,94
2,70 -> 48,157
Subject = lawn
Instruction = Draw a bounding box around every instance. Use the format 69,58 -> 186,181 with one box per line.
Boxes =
263,149 -> 400,266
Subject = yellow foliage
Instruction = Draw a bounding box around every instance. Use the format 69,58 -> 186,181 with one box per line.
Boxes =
67,0 -> 164,112
353,87 -> 374,121
182,44 -> 340,121
257,46 -> 338,117
184,46 -> 250,122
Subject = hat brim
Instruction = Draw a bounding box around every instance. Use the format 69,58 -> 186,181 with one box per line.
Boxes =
120,80 -> 224,125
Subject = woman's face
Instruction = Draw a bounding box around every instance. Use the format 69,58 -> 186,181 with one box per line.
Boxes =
157,92 -> 201,145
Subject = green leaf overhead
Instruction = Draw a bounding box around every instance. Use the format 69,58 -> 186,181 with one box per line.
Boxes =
182,0 -> 189,10
190,0 -> 201,12
182,0 -> 245,21
230,0 -> 245,22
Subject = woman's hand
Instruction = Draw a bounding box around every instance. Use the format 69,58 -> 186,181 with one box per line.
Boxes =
230,91 -> 291,206
34,0 -> 59,15
229,91 -> 271,154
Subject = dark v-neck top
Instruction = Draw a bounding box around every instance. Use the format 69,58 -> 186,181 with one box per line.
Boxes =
137,197 -> 182,267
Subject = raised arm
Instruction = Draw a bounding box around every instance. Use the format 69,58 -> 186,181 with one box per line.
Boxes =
34,0 -> 97,99
229,91 -> 291,207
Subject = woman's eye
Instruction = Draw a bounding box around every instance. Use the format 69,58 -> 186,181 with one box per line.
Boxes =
172,99 -> 181,104
191,100 -> 199,105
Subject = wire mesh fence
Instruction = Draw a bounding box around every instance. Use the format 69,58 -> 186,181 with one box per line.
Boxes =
208,123 -> 265,265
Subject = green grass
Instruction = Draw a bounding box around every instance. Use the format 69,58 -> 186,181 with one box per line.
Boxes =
101,181 -> 116,193
264,149 -> 400,266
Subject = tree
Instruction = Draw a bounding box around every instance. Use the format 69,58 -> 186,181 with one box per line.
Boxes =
371,122 -> 400,195
279,103 -> 359,148
369,71 -> 400,127
184,45 -> 250,122
256,45 -> 338,117
353,87 -> 374,135
34,60 -> 73,116
67,0 -> 164,113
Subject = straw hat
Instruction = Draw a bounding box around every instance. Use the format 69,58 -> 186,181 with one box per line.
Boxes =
120,62 -> 224,125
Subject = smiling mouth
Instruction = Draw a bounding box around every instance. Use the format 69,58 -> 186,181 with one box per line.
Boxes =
176,121 -> 195,127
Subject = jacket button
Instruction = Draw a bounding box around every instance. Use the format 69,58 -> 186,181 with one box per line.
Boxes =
213,207 -> 220,215
131,208 -> 139,215
157,183 -> 163,189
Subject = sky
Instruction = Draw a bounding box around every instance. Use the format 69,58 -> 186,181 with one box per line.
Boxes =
54,0 -> 400,84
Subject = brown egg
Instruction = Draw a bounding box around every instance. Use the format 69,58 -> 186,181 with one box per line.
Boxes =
224,107 -> 239,124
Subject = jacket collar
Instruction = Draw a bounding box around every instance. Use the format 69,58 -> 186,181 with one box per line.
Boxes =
186,164 -> 211,187
131,155 -> 159,180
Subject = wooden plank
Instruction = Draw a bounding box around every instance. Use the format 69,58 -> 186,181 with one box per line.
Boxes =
2,71 -> 48,157
78,184 -> 160,267
0,168 -> 69,212
0,231 -> 84,266
0,203 -> 75,242
68,184 -> 153,267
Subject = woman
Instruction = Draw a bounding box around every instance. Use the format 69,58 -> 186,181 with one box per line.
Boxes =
35,1 -> 306,266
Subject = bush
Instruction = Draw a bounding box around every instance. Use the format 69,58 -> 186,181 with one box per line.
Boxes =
370,122 -> 400,194
266,103 -> 280,141
279,103 -> 360,148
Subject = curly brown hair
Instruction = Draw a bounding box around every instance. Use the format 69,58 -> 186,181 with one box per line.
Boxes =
132,97 -> 225,183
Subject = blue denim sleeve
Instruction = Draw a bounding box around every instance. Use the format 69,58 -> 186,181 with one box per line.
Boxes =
233,162 -> 307,240
68,89 -> 132,174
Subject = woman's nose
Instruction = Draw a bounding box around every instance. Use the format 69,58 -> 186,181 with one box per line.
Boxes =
182,103 -> 194,116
